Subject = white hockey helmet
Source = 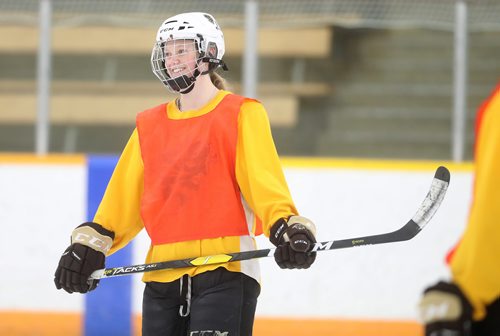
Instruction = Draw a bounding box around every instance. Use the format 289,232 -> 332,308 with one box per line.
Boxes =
151,12 -> 228,93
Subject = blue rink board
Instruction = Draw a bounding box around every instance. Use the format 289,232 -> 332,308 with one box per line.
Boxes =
85,155 -> 133,336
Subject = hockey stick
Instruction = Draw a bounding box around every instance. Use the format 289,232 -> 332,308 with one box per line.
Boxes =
89,166 -> 450,280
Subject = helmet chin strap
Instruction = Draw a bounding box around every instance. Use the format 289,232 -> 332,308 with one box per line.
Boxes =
165,71 -> 197,94
179,82 -> 195,94
169,62 -> 205,94
180,67 -> 200,94
180,68 -> 213,94
168,59 -> 223,95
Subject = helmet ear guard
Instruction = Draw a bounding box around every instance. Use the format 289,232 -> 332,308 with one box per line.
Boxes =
203,41 -> 228,71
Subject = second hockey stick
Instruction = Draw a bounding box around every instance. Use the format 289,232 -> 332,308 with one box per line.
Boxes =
90,166 -> 450,280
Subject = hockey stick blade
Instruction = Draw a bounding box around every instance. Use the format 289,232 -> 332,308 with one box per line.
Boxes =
90,166 -> 449,280
311,165 -> 450,250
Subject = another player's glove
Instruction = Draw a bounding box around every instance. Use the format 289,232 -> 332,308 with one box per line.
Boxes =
54,222 -> 114,294
270,215 -> 317,269
419,281 -> 474,336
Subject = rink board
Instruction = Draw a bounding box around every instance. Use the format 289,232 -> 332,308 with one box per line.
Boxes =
0,154 -> 473,335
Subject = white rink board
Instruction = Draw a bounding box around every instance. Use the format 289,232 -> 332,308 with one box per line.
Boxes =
0,164 -> 86,312
254,168 -> 471,319
0,162 -> 472,321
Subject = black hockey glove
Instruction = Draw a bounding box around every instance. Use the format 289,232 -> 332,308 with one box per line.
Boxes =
270,215 -> 317,269
54,222 -> 114,294
419,281 -> 474,336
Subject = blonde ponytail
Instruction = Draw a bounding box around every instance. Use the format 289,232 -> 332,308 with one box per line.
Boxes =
210,71 -> 228,90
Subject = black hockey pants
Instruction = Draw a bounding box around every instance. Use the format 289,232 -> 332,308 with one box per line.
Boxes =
142,267 -> 260,336
471,296 -> 500,336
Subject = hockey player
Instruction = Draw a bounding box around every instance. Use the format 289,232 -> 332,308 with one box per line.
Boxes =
54,12 -> 317,336
419,83 -> 500,335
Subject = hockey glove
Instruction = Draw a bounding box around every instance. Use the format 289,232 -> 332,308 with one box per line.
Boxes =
54,222 -> 114,294
270,215 -> 317,269
419,281 -> 474,336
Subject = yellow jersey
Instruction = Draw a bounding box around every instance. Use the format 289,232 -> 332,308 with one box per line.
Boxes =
93,90 -> 298,283
449,83 -> 500,320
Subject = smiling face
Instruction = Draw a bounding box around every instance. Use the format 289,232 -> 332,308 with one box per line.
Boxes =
163,39 -> 200,79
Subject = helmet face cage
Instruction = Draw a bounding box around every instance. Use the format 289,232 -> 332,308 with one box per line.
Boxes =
151,12 -> 226,92
151,39 -> 204,93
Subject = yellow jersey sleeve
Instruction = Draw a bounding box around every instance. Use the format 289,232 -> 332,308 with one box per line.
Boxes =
235,99 -> 298,237
450,87 -> 500,320
93,128 -> 145,255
